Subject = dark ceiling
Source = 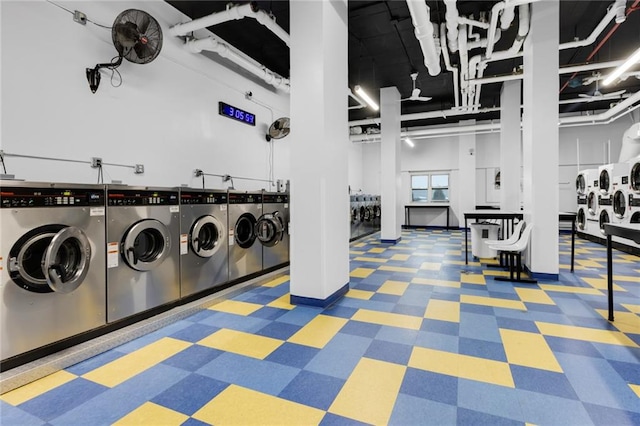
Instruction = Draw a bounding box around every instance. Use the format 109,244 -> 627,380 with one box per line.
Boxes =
166,1 -> 640,127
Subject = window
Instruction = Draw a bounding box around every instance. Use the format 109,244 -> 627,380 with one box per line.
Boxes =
411,173 -> 449,202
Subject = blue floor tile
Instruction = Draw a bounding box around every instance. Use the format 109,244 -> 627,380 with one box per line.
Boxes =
276,306 -> 324,326
169,323 -> 220,343
255,321 -> 301,340
65,350 -> 125,376
198,311 -> 271,333
517,389 -> 595,426
456,407 -> 523,426
339,321 -> 382,338
265,342 -> 320,369
151,373 -> 228,415
279,370 -> 344,410
162,344 -> 224,372
0,401 -> 47,426
364,340 -> 413,365
304,333 -> 372,380
583,402 -> 640,426
320,412 -> 372,426
249,306 -> 290,320
400,368 -> 458,405
459,312 -> 502,343
457,380 -> 524,422
510,365 -> 579,400
458,337 -> 507,362
389,394 -> 457,426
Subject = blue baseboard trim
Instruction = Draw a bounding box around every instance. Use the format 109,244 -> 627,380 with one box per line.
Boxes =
290,282 -> 349,308
380,237 -> 402,244
524,265 -> 559,281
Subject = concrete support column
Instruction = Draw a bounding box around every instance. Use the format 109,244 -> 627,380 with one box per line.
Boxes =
522,0 -> 559,277
500,80 -> 522,211
380,87 -> 402,243
458,119 -> 476,216
289,0 -> 350,305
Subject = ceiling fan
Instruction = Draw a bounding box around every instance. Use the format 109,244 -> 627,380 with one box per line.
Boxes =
579,75 -> 626,102
401,72 -> 432,102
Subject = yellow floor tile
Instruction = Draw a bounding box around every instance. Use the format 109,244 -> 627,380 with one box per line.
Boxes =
198,329 -> 283,359
378,265 -> 418,273
536,322 -> 638,347
352,309 -> 423,330
582,277 -> 626,292
267,294 -> 295,310
622,304 -> 640,314
409,347 -> 514,388
411,277 -> 461,288
443,260 -> 468,265
353,256 -> 388,263
461,295 -> 526,311
288,315 -> 348,348
389,246 -> 414,251
261,275 -> 290,288
193,384 -> 325,425
608,274 -> 640,283
378,280 -> 409,296
482,269 -> 515,277
539,284 -> 603,295
329,358 -> 406,425
595,310 -> 640,335
368,247 -> 386,253
0,370 -> 77,406
209,299 -> 263,316
460,273 -> 486,285
446,250 -> 462,256
420,262 -> 441,271
346,289 -> 374,300
391,253 -> 410,261
619,254 -> 640,262
576,259 -> 604,268
349,250 -> 366,255
113,402 -> 188,426
350,267 -> 376,278
353,242 -> 366,248
515,288 -> 555,305
630,384 -> 640,398
83,338 -> 191,388
499,329 -> 562,372
424,299 -> 460,323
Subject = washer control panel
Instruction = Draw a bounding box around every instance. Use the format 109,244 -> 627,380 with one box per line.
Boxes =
263,193 -> 288,204
228,192 -> 262,204
0,187 -> 105,208
108,189 -> 178,206
180,191 -> 227,205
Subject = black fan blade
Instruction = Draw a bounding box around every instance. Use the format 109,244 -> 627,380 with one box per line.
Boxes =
138,12 -> 151,34
115,22 -> 140,48
133,42 -> 152,60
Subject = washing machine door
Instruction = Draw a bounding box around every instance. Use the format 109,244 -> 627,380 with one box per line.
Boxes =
235,213 -> 257,249
576,208 -> 586,231
599,170 -> 610,194
8,225 -> 91,294
255,212 -> 284,247
599,210 -> 610,235
613,190 -> 626,219
122,219 -> 171,271
631,162 -> 640,193
576,174 -> 586,195
190,215 -> 224,258
587,191 -> 598,216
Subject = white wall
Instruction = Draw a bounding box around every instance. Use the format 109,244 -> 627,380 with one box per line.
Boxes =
1,1 -> 290,191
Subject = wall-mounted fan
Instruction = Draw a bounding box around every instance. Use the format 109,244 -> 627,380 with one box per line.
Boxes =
86,9 -> 163,93
579,75 -> 626,102
401,72 -> 432,102
266,117 -> 290,141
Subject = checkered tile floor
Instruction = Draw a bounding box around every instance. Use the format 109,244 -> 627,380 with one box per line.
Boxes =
2,229 -> 639,425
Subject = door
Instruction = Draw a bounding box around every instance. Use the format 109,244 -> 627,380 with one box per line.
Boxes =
121,219 -> 171,271
190,215 -> 225,258
9,225 -> 91,293
255,212 -> 284,247
235,213 -> 257,249
613,190 -> 627,219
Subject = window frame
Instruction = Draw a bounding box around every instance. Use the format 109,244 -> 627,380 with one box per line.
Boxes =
410,172 -> 450,203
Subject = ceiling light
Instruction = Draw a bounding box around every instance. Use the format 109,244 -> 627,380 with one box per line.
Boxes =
603,46 -> 640,86
404,138 -> 415,147
354,85 -> 379,111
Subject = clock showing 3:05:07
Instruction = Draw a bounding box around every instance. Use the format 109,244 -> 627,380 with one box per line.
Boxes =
218,102 -> 256,126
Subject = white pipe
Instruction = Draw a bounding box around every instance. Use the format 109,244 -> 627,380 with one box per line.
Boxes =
485,1 -> 505,59
443,0 -> 459,53
348,89 -> 367,110
458,24 -> 469,109
501,4 -> 516,30
171,2 -> 290,47
560,90 -> 640,124
440,23 -> 460,108
560,1 -> 617,50
560,60 -> 625,75
186,37 -> 290,92
458,17 -> 490,30
406,0 -> 441,76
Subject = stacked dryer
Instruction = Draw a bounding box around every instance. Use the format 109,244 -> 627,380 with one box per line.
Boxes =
611,162 -> 632,225
1,181 -> 106,362
578,169 -> 600,238
597,164 -> 616,237
105,185 -> 180,322
179,189 -> 228,298
628,155 -> 640,224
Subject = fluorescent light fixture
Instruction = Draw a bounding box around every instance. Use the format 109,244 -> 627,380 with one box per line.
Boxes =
354,85 -> 379,111
404,138 -> 415,147
603,46 -> 640,86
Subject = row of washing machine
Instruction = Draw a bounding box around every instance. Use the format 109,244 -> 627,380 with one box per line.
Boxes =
576,155 -> 640,247
350,194 -> 381,239
0,181 -> 289,364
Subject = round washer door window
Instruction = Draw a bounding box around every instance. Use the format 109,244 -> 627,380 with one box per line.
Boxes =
8,225 -> 91,293
576,174 -> 586,195
122,219 -> 170,271
235,213 -> 257,249
255,213 -> 284,247
599,209 -> 610,235
613,190 -> 626,219
577,208 -> 586,231
631,162 -> 640,193
631,211 -> 640,224
587,191 -> 598,216
599,169 -> 610,194
190,215 -> 224,258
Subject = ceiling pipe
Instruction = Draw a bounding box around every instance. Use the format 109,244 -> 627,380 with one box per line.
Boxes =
406,0 -> 441,76
558,93 -> 630,105
559,59 -> 625,75
186,37 -> 290,92
458,24 -> 469,109
501,4 -> 516,30
458,17 -> 491,30
443,0 -> 460,53
440,23 -> 460,108
485,0 -> 538,60
560,90 -> 640,124
348,89 -> 367,110
170,2 -> 290,47
559,1 -> 619,50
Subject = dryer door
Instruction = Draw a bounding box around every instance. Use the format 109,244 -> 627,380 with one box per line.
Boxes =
9,225 -> 91,293
599,169 -> 611,194
631,162 -> 640,193
122,219 -> 171,271
577,208 -> 586,231
235,213 -> 257,249
255,212 -> 284,247
587,191 -> 598,216
190,215 -> 224,258
613,190 -> 626,219
599,210 -> 610,235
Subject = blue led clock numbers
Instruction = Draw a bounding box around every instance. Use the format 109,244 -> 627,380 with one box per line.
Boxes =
219,102 -> 256,126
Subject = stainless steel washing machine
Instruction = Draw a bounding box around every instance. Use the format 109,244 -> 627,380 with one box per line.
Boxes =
106,185 -> 180,322
258,192 -> 289,270
180,188 -> 228,298
0,181 -> 106,362
227,191 -> 262,281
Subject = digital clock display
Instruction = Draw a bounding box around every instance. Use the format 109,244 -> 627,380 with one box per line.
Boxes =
219,102 -> 256,126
